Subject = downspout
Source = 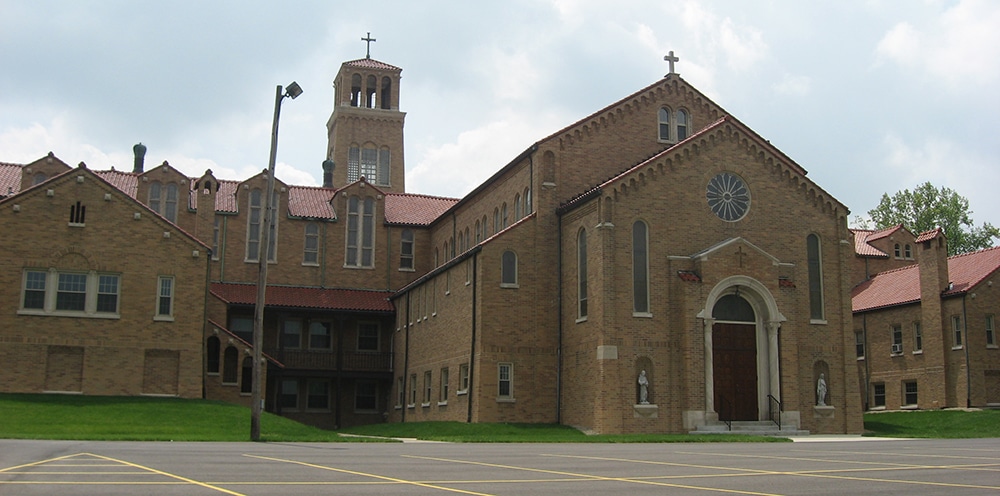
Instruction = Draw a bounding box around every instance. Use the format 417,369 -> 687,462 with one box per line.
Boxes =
202,246 -> 213,399
962,294 -> 971,407
467,253 -> 478,423
862,313 -> 870,411
556,209 -> 563,424
402,291 -> 411,422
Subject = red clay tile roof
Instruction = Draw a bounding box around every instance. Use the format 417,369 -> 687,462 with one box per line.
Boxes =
287,185 -> 336,219
95,169 -> 139,197
852,245 -> 1000,312
678,270 -> 701,282
849,225 -> 911,258
385,193 -> 459,226
210,282 -> 394,312
916,228 -> 943,243
0,162 -> 21,197
344,58 -> 401,71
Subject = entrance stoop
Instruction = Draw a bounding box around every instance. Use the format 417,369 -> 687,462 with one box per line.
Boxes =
690,420 -> 810,436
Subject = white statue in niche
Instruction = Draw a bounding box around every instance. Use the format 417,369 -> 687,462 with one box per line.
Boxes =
637,370 -> 649,405
816,373 -> 828,406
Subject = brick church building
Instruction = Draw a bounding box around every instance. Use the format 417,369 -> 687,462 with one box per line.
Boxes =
0,49 -> 865,434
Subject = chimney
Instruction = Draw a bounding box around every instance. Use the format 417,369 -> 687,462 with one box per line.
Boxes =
133,143 -> 147,173
322,159 -> 335,188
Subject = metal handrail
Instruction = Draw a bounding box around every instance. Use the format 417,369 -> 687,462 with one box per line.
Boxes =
719,396 -> 733,431
767,394 -> 782,430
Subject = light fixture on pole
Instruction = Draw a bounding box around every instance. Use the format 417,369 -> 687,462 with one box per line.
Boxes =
251,81 -> 302,442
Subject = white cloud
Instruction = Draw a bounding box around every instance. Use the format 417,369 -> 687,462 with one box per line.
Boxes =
680,1 -> 768,73
772,73 -> 811,97
881,132 -> 1000,226
875,0 -> 1000,87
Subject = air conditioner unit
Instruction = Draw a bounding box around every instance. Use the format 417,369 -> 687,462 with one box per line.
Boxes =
891,343 -> 903,354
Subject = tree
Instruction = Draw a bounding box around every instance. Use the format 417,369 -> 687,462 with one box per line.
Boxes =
868,182 -> 999,256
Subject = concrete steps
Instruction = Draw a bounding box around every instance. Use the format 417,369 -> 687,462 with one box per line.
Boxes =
690,420 -> 810,436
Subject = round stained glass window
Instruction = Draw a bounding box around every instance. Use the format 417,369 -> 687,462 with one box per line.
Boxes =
706,172 -> 750,221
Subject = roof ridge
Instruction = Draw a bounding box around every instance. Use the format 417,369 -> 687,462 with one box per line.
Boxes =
386,191 -> 460,201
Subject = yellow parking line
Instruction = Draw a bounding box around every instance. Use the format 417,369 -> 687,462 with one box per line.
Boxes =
74,453 -> 245,496
404,454 -> 781,495
244,454 -> 495,496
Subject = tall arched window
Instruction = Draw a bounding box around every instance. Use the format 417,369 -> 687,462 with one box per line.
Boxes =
501,203 -> 508,229
164,183 -> 178,222
501,250 -> 517,287
222,346 -> 238,384
366,75 -> 377,108
524,187 -> 531,215
658,107 -> 671,141
246,189 -> 262,261
676,109 -> 689,140
149,182 -> 162,214
380,76 -> 392,109
350,74 -> 362,107
346,196 -> 375,267
578,229 -> 588,319
240,357 -> 252,393
457,231 -> 464,255
475,219 -> 482,243
807,234 -> 825,321
206,336 -> 220,374
493,208 -> 500,234
633,221 -> 650,314
514,194 -> 521,220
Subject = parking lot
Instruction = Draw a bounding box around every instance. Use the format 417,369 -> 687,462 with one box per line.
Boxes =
1,437 -> 998,495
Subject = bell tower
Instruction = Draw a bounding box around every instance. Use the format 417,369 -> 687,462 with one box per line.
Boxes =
325,34 -> 406,192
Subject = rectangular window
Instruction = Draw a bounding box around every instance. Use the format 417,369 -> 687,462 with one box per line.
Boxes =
498,363 -> 513,399
855,331 -> 865,358
356,380 -> 377,411
377,148 -> 391,186
97,275 -> 120,314
345,196 -> 375,268
578,229 -> 588,319
397,377 -> 405,407
409,374 -> 417,406
501,251 -> 517,287
303,223 -> 319,265
360,147 -> 378,183
987,315 -> 996,347
459,363 -> 470,393
913,321 -> 923,352
212,216 -> 220,260
229,316 -> 253,343
307,380 -> 330,410
154,276 -> 173,317
440,367 -> 449,402
23,270 -> 46,309
246,189 -> 262,262
891,324 -> 903,354
400,229 -> 414,270
873,383 -> 886,407
806,234 -> 825,321
282,319 -> 302,349
279,379 -> 299,410
358,323 -> 379,351
953,315 -> 963,348
423,371 -> 432,405
56,273 -> 87,311
903,381 -> 918,406
309,322 -> 331,350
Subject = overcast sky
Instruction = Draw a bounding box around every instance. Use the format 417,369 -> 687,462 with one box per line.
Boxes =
1,0 -> 998,229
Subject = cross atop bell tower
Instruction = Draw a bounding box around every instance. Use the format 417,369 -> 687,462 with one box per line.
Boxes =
325,39 -> 407,192
362,32 -> 376,59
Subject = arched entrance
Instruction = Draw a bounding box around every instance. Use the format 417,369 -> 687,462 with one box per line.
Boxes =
712,295 -> 757,421
698,276 -> 785,422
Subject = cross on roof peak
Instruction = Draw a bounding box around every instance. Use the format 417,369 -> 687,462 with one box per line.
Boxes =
664,50 -> 679,76
362,32 -> 376,59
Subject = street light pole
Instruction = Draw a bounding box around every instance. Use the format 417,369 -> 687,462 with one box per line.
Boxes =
252,81 -> 302,442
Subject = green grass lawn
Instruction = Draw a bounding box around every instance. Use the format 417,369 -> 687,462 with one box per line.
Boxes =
3,393 -> 996,442
338,420 -> 788,443
863,409 -> 1000,438
0,393 -> 364,442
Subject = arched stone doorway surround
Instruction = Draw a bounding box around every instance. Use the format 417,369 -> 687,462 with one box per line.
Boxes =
697,275 -> 785,422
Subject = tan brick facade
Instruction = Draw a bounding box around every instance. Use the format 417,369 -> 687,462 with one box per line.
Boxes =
2,55 -> 872,435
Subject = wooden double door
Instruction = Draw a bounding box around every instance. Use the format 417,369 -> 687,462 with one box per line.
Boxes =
713,323 -> 758,421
